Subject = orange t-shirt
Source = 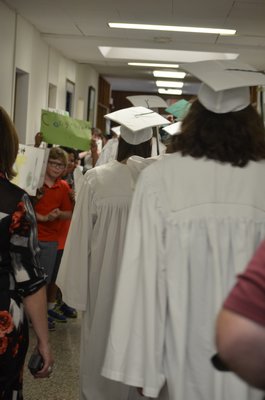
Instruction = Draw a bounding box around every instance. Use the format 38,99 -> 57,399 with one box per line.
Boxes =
35,179 -> 73,242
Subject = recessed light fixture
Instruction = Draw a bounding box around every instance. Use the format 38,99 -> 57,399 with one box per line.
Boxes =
153,70 -> 186,79
158,88 -> 183,95
129,62 -> 180,68
156,80 -> 184,88
99,47 -> 239,62
108,23 -> 236,36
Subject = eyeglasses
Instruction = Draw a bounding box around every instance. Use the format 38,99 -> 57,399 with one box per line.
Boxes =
48,161 -> 66,170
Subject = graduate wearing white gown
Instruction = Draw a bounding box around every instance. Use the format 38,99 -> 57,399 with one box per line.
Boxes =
102,61 -> 265,400
57,108 -> 170,400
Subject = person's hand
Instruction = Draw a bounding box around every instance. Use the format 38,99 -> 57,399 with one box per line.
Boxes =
137,388 -> 145,396
34,132 -> 43,148
34,343 -> 54,379
166,115 -> 174,123
46,208 -> 61,221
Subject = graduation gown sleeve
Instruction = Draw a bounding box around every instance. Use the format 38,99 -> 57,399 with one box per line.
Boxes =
102,169 -> 167,398
57,175 -> 95,311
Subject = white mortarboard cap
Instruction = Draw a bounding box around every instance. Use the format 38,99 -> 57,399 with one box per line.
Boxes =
111,126 -> 121,136
105,106 -> 170,131
162,121 -> 182,135
198,84 -> 250,114
180,60 -> 265,113
119,126 -> 153,145
127,95 -> 168,108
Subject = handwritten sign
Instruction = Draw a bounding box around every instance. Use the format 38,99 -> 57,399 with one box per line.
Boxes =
12,145 -> 49,196
40,110 -> 91,151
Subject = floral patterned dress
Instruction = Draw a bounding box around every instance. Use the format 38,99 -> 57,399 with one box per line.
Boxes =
0,172 -> 46,399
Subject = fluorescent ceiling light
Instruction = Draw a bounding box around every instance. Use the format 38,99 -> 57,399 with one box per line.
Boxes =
158,88 -> 183,95
108,23 -> 236,36
129,62 -> 180,68
156,80 -> 184,88
153,70 -> 186,79
99,47 -> 239,62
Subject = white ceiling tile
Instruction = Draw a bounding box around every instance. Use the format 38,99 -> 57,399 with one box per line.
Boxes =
4,0 -> 265,93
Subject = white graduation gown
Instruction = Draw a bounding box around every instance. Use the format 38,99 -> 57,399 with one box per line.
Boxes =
96,138 -> 119,166
102,153 -> 265,400
57,157 -> 166,400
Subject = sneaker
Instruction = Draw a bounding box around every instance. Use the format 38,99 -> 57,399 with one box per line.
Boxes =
60,302 -> 78,318
48,305 -> 67,323
48,317 -> 56,331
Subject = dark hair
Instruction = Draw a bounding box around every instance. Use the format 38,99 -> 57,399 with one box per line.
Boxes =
60,146 -> 79,161
0,106 -> 19,179
168,100 -> 265,167
116,137 -> 152,162
92,127 -> 102,137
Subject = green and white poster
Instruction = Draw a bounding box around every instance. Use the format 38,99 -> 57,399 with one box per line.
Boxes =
40,110 -> 91,151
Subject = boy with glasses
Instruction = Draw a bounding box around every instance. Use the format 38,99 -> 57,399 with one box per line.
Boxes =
34,147 -> 73,330
51,147 -> 79,319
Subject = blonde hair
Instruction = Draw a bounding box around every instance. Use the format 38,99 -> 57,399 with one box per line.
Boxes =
48,147 -> 68,166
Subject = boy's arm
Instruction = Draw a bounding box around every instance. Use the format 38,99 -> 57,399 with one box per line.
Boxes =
35,209 -> 72,222
58,209 -> 72,220
59,181 -> 74,219
35,212 -> 49,222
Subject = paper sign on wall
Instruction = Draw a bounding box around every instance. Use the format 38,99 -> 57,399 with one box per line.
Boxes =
40,110 -> 91,151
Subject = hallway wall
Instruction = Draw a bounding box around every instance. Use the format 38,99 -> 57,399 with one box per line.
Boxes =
0,1 -> 99,145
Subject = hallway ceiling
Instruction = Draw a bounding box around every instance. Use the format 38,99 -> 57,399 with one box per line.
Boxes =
4,0 -> 265,95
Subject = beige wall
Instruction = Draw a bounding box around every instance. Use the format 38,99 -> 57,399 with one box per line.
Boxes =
0,1 -> 99,145
0,2 -> 16,113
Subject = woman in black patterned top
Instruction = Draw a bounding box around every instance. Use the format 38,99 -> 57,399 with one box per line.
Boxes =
0,107 -> 53,399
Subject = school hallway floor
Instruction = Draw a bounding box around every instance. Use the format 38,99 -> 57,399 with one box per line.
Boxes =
24,315 -> 81,400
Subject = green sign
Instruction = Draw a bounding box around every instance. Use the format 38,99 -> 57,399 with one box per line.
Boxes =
40,110 -> 91,151
165,99 -> 191,120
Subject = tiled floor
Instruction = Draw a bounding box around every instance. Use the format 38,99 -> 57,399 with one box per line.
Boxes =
24,316 -> 81,400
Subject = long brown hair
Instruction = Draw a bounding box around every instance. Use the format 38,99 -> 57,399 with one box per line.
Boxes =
0,107 -> 19,179
168,100 -> 265,167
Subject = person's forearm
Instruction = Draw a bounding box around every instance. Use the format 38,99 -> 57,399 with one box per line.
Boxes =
36,210 -> 72,221
216,309 -> 265,389
59,210 -> 72,220
23,286 -> 49,347
35,212 -> 48,222
92,151 -> 99,167
23,285 -> 54,377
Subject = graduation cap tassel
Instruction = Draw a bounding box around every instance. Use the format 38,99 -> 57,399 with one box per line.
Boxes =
259,88 -> 264,126
155,126 -> 160,156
